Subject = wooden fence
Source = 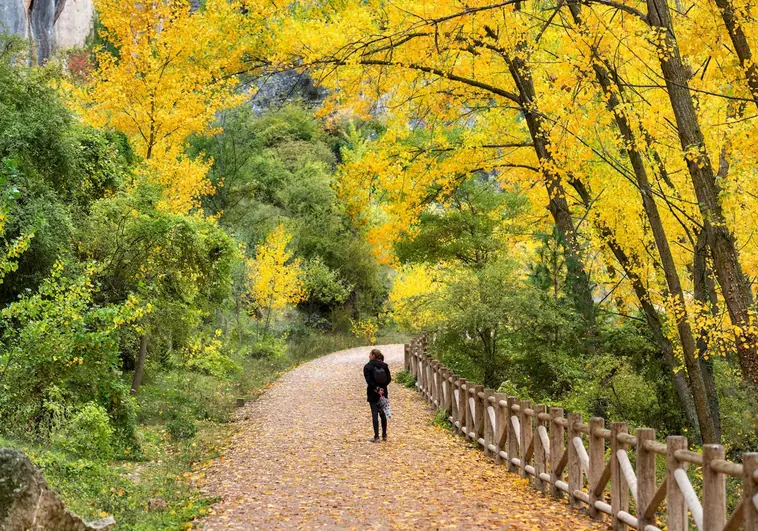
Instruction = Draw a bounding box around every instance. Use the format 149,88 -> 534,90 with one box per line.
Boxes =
404,337 -> 758,531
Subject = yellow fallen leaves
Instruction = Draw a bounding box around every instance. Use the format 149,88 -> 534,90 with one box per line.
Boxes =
198,345 -> 607,530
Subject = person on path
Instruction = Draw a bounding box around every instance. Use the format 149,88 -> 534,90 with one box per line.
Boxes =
363,348 -> 391,442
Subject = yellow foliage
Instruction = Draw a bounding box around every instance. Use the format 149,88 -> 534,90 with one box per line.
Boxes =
248,225 -> 305,316
388,265 -> 443,333
270,0 -> 758,361
74,0 -> 259,214
350,318 -> 378,344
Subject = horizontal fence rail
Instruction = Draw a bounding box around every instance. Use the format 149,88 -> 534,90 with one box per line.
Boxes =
403,338 -> 758,531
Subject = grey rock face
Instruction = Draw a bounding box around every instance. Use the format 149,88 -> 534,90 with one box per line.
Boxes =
0,0 -> 92,64
54,0 -> 94,49
249,70 -> 329,114
0,448 -> 115,531
0,1 -> 26,36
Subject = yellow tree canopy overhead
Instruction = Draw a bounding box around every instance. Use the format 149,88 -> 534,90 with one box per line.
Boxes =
273,0 -> 758,276
75,0 -> 273,213
269,0 -> 758,394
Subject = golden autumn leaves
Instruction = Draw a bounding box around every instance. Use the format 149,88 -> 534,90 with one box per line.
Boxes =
72,0 -> 264,214
246,225 -> 306,332
199,345 -> 608,529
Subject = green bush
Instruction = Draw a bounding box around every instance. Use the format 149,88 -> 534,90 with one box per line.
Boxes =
0,263 -> 139,442
136,370 -> 233,425
247,336 -> 287,359
432,409 -> 453,431
53,403 -> 114,459
394,370 -> 417,389
166,416 -> 197,441
185,342 -> 241,379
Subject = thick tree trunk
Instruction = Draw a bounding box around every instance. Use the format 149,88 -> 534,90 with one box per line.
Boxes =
712,0 -> 758,108
506,54 -> 596,328
130,334 -> 148,396
646,0 -> 758,387
570,179 -> 701,432
566,0 -> 717,442
694,230 -> 722,441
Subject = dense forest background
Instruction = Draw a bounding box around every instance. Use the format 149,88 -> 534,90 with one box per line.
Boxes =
2,0 -> 758,527
0,34 -> 395,527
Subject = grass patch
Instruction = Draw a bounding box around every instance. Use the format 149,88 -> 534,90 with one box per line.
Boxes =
394,370 -> 417,389
432,408 -> 454,432
0,330 -> 365,530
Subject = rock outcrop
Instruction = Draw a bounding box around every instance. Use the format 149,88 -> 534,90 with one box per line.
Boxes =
0,448 -> 115,531
250,70 -> 329,114
0,0 -> 93,64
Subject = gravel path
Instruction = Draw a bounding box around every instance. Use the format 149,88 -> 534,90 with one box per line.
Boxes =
198,344 -> 606,530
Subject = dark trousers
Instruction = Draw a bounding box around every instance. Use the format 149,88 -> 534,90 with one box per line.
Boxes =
369,401 -> 387,438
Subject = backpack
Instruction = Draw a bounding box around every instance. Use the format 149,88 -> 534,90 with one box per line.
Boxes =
373,365 -> 388,386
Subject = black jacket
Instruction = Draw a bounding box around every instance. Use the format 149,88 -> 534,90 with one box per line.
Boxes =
364,359 -> 391,403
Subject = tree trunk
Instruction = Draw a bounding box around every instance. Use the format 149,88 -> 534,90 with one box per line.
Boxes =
572,180 -> 701,432
566,0 -> 717,442
646,0 -> 758,387
693,230 -> 722,441
130,334 -> 148,396
712,0 -> 758,108
480,328 -> 498,389
505,52 -> 596,329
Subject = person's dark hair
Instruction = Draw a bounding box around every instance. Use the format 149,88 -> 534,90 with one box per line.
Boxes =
370,348 -> 383,361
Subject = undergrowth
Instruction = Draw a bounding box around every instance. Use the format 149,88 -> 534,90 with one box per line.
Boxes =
432,408 -> 454,432
394,370 -> 417,389
0,330 -> 376,530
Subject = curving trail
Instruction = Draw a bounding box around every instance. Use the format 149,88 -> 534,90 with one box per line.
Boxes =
198,344 -> 606,530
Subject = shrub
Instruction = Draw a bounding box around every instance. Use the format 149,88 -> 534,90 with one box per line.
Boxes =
394,370 -> 417,389
53,403 -> 114,459
432,409 -> 453,431
246,336 -> 287,359
166,416 -> 197,441
184,333 -> 241,379
0,263 -> 143,441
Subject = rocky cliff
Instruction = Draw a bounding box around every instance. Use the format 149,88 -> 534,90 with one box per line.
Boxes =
0,0 -> 94,64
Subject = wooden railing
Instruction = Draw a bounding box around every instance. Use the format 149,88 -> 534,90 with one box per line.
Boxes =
404,337 -> 758,531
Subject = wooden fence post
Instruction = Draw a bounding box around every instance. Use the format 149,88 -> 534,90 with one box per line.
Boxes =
589,417 -> 605,520
568,412 -> 583,508
415,351 -> 422,389
534,405 -> 548,493
443,370 -> 453,415
418,353 -> 429,398
495,393 -> 507,465
520,400 -> 533,479
404,343 -> 410,372
424,355 -> 434,404
636,428 -> 656,529
450,376 -> 459,427
744,453 -> 758,529
611,422 -> 629,531
409,341 -> 416,379
459,380 -> 469,438
550,407 -> 565,499
438,367 -> 445,410
483,390 -> 494,457
426,360 -> 433,403
507,396 -> 518,473
703,444 -> 726,530
430,360 -> 440,409
666,436 -> 688,531
469,384 -> 482,441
